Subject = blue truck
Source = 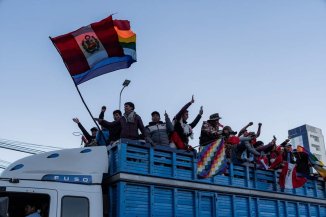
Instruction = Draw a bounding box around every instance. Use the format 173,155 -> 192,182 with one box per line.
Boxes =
0,139 -> 325,217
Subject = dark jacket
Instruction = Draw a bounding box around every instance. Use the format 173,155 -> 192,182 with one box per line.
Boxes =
108,121 -> 121,143
146,116 -> 173,146
98,110 -> 121,143
77,123 -> 95,143
294,152 -> 310,176
283,150 -> 296,164
100,112 -> 149,141
174,102 -> 202,145
199,121 -> 221,146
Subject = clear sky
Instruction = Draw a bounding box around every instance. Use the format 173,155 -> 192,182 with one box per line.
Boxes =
1,0 -> 326,165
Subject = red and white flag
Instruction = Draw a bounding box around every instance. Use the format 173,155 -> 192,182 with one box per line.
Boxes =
279,162 -> 307,189
51,15 -> 136,85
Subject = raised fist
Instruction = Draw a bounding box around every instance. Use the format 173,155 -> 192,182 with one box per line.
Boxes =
191,95 -> 195,104
199,106 -> 203,115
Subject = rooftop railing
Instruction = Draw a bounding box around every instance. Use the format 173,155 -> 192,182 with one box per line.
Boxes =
108,139 -> 326,199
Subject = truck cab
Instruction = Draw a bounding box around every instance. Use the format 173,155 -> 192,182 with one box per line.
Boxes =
0,146 -> 108,217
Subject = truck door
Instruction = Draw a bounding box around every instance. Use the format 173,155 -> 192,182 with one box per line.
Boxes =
57,187 -> 103,217
0,186 -> 58,217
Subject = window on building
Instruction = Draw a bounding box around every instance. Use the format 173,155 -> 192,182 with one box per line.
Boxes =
61,196 -> 89,217
310,135 -> 320,143
312,144 -> 321,151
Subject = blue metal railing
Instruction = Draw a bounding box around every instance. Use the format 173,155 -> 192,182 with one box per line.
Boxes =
108,139 -> 326,199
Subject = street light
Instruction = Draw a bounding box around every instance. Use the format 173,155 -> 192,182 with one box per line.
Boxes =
119,79 -> 131,110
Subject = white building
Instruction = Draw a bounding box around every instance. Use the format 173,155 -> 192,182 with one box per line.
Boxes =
288,124 -> 326,164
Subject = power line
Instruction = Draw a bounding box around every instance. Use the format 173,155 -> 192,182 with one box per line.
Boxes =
0,138 -> 61,154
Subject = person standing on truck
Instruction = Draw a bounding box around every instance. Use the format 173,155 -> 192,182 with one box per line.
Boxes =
72,118 -> 98,146
110,109 -> 122,143
146,111 -> 174,146
98,106 -> 122,145
282,143 -> 295,164
220,125 -> 239,160
24,203 -> 41,217
199,113 -> 223,148
236,131 -> 261,164
171,95 -> 203,150
238,122 -> 262,138
235,122 -> 263,163
72,117 -> 109,146
97,102 -> 154,145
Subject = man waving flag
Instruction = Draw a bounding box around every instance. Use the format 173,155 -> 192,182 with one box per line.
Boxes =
51,15 -> 136,85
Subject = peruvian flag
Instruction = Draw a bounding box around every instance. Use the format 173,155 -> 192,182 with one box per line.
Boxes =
279,162 -> 307,189
51,15 -> 136,85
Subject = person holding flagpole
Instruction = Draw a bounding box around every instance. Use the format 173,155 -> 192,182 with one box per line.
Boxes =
72,118 -> 98,147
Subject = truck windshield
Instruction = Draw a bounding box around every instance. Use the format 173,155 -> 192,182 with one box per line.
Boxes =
0,192 -> 49,217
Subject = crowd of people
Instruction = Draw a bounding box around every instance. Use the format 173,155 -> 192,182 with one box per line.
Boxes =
72,95 -> 317,178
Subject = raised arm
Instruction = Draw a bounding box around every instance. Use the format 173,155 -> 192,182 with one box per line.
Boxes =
279,138 -> 291,147
175,95 -> 194,120
190,106 -> 203,129
164,111 -> 174,133
73,118 -> 92,141
256,123 -> 262,138
99,106 -> 106,119
238,122 -> 253,137
244,141 -> 261,156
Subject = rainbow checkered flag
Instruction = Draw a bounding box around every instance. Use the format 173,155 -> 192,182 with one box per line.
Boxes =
197,139 -> 227,178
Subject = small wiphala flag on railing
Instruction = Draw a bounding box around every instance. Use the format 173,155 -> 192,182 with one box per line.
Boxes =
197,139 -> 227,178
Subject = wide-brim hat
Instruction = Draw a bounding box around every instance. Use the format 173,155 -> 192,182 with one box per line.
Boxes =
90,127 -> 98,132
285,143 -> 292,147
209,113 -> 221,121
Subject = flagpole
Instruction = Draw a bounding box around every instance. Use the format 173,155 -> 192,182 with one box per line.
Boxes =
72,80 -> 109,146
73,83 -> 101,127
49,36 -> 108,146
